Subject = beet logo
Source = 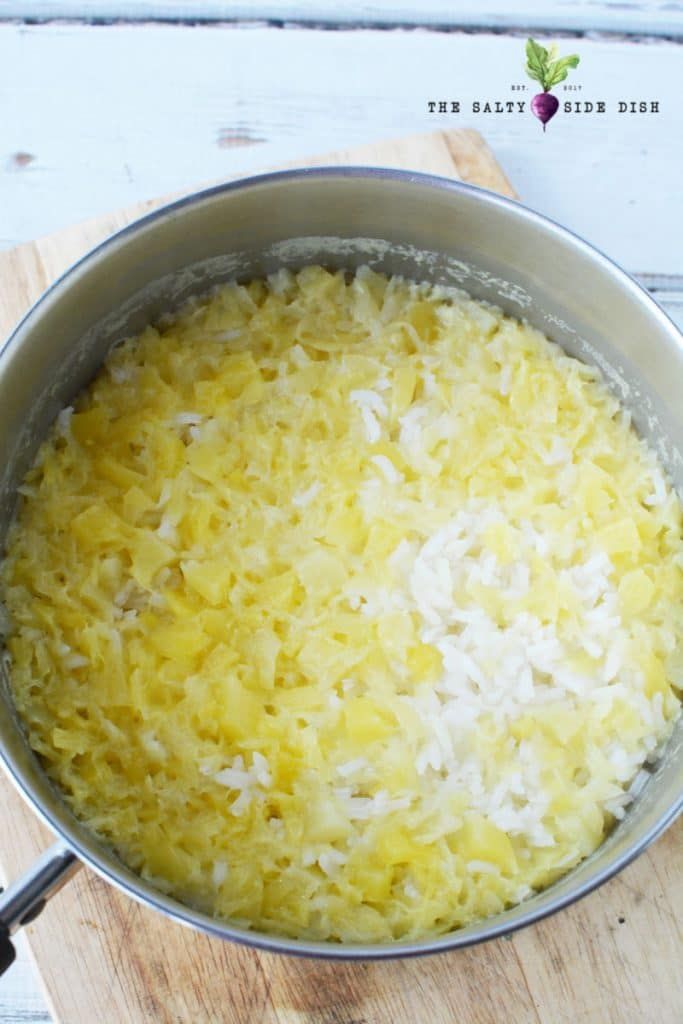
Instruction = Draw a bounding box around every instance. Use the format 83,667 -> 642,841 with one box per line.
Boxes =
525,38 -> 580,131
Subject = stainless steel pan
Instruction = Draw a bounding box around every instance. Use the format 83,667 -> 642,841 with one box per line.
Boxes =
0,169 -> 681,968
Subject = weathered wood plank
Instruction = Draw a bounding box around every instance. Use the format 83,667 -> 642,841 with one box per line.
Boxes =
0,24 -> 681,275
0,129 -> 513,349
0,933 -> 52,1024
1,1 -> 682,36
653,291 -> 683,330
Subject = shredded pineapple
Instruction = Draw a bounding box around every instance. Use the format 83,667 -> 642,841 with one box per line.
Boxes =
1,266 -> 681,943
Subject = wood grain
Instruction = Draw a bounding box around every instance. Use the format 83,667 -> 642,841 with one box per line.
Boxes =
0,128 -> 681,1024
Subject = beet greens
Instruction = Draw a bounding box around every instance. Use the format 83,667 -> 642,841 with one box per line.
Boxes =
525,38 -> 580,131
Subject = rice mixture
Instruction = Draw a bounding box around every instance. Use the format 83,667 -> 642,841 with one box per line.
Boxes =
1,266 -> 681,943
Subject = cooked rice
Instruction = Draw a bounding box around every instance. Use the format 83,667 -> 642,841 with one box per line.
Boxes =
1,265 -> 681,942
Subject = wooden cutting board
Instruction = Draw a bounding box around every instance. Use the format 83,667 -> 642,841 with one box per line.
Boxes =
0,130 -> 680,1024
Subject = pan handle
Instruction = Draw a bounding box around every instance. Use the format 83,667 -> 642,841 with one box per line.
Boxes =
0,840 -> 80,974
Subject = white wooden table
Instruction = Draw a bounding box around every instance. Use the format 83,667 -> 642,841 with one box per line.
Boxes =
1,3 -> 682,1020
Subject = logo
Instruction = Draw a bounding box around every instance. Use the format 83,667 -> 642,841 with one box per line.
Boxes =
426,36 -> 661,132
524,38 -> 579,132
